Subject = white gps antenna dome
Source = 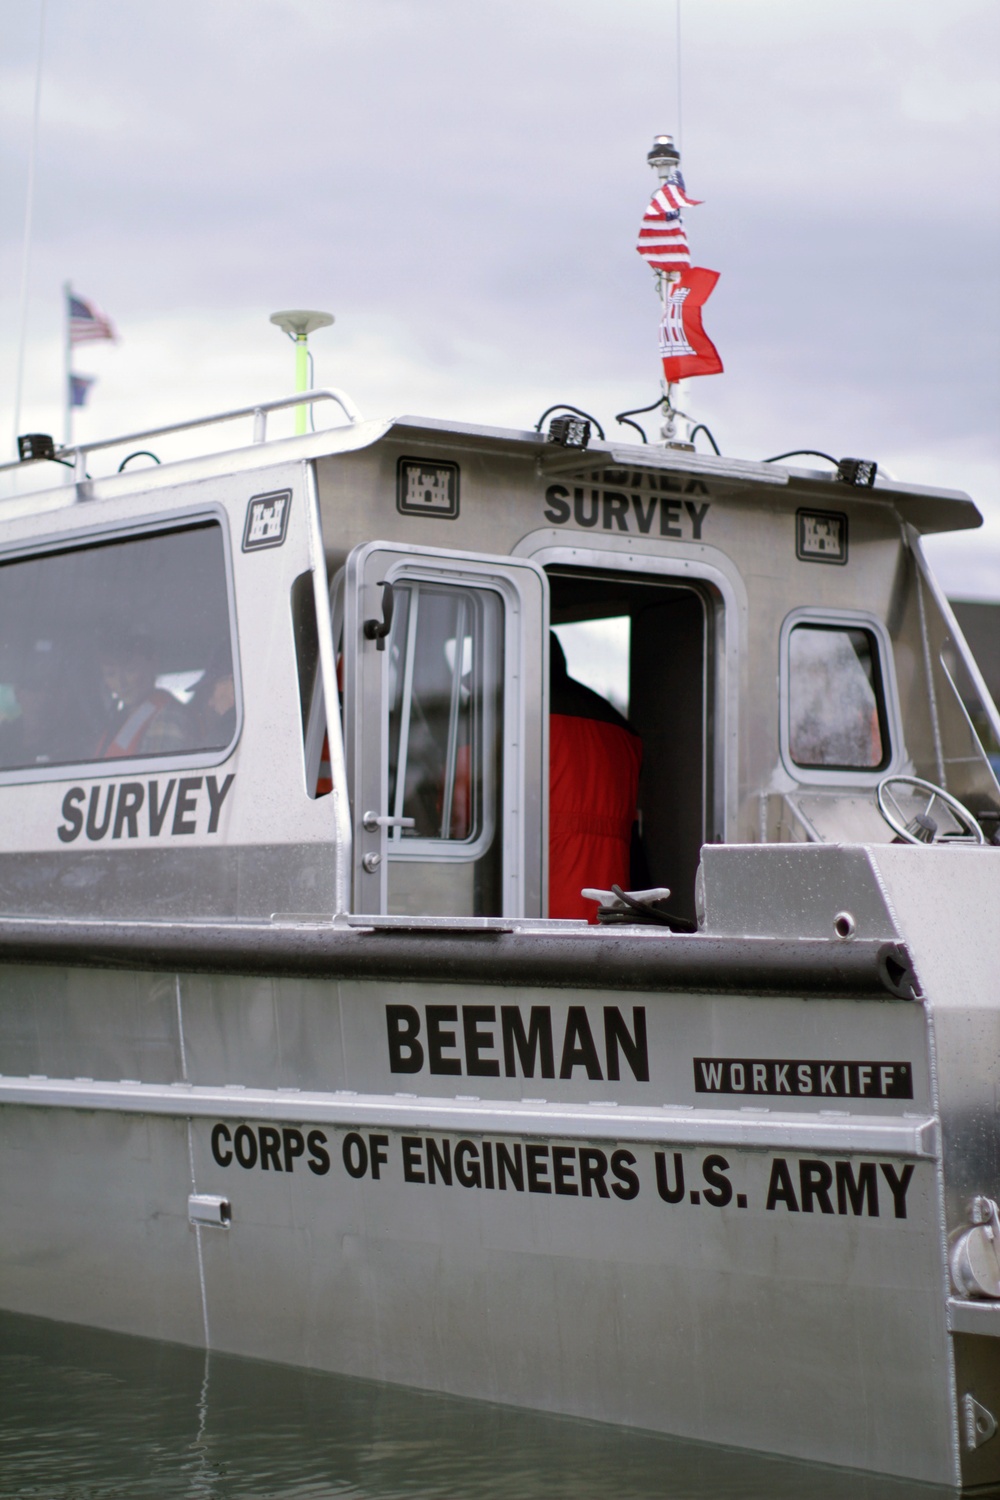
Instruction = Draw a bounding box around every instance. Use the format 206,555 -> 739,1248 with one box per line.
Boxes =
269,309 -> 335,338
269,310 -> 334,434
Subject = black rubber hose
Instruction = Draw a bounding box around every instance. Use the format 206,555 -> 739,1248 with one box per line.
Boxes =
534,404 -> 605,440
118,450 -> 161,472
689,423 -> 721,455
763,449 -> 838,466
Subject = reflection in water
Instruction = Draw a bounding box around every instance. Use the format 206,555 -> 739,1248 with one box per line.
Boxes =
0,1311 -> 958,1499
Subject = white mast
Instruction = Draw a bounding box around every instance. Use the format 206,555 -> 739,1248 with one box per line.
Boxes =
645,134 -> 686,446
63,281 -> 73,446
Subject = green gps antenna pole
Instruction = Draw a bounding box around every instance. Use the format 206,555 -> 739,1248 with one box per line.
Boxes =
269,310 -> 334,434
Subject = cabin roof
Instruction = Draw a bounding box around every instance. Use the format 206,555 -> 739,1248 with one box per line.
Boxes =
0,407 -> 983,536
384,416 -> 983,535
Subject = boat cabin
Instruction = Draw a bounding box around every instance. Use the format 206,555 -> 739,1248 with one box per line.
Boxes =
3,396 -> 1000,1490
0,396 -> 997,928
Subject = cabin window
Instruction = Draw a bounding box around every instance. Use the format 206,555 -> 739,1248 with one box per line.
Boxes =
385,582 -> 501,849
788,624 -> 889,770
290,571 -> 320,740
0,522 -> 237,775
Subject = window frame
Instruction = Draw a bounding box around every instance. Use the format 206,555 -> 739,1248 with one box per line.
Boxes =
364,560 -> 522,874
518,536 -> 744,845
0,505 -> 242,786
381,577 -> 502,862
778,606 -> 902,786
343,540 -> 547,919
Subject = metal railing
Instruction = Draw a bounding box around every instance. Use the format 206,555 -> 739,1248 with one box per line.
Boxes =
5,389 -> 362,483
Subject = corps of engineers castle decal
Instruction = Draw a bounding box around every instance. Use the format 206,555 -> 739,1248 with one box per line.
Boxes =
542,465 -> 710,538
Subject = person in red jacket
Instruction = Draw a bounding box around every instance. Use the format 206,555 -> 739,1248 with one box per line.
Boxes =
549,633 -> 642,921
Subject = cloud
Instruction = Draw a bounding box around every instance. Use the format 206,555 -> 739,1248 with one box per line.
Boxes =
1,0 -> 996,592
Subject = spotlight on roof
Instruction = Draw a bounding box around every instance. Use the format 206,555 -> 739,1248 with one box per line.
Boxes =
547,415 -> 591,450
837,457 -> 878,488
17,433 -> 55,463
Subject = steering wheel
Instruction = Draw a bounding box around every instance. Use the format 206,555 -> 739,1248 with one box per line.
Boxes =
876,775 -> 986,845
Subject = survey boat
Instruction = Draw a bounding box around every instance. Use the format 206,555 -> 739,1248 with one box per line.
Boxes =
1,150 -> 999,1492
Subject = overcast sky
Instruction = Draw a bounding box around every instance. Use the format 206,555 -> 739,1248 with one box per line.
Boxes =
2,0 -> 998,594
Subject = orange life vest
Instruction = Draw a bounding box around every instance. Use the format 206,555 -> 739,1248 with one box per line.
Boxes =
549,713 -> 642,921
97,689 -> 179,759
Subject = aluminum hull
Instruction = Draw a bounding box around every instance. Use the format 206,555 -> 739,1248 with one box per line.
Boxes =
2,843 -> 998,1488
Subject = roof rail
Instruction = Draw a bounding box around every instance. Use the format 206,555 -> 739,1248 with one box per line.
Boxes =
5,388 -> 362,482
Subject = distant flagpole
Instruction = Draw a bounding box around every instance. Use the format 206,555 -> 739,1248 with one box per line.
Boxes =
63,280 -> 73,446
63,290 -> 118,440
12,0 -> 47,458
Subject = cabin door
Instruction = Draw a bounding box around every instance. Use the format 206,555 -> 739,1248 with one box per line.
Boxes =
342,542 -> 547,917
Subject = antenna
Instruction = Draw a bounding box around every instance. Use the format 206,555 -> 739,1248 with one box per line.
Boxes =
12,0 -> 47,459
269,310 -> 334,434
674,0 -> 683,155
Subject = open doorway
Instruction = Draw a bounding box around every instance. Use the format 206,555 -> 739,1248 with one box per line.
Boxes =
548,568 -> 710,925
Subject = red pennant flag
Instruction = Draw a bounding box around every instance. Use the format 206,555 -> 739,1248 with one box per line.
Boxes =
659,267 -> 723,381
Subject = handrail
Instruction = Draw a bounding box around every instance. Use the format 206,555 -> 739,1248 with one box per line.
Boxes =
3,389 -> 362,483
303,458 -> 353,914
0,920 -> 918,999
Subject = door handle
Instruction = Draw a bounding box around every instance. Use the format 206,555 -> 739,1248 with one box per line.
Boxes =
363,579 -> 394,651
363,812 -> 416,832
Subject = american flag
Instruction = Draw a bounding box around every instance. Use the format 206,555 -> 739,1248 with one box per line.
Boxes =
68,292 -> 117,345
69,372 -> 97,408
636,177 -> 702,272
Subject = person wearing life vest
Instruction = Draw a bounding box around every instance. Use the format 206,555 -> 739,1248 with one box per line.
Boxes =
549,633 -> 642,921
96,634 -> 192,759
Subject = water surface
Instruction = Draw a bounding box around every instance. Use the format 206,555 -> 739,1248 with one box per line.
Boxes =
0,1311 -> 960,1499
